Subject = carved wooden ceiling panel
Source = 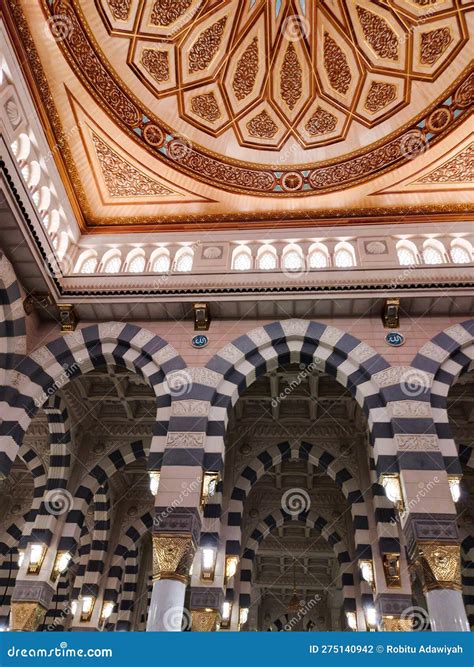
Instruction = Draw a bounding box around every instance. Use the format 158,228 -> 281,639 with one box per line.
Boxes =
5,0 -> 474,230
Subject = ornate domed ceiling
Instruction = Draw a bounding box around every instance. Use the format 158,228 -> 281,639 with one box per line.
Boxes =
4,0 -> 474,230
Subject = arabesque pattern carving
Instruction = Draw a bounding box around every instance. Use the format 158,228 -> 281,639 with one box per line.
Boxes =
107,0 -> 131,22
417,143 -> 474,184
188,17 -> 227,73
420,27 -> 452,65
323,32 -> 351,95
92,133 -> 174,197
141,49 -> 170,84
356,6 -> 399,61
150,0 -> 192,27
246,110 -> 278,139
305,107 -> 337,136
232,37 -> 259,101
364,81 -> 397,113
280,43 -> 302,111
190,92 -> 221,122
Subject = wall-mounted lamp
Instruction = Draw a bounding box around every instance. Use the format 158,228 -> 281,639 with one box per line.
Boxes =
346,612 -> 357,631
201,471 -> 219,508
201,548 -> 217,582
359,559 -> 375,590
382,553 -> 401,588
27,544 -> 46,575
149,471 -> 161,496
193,303 -> 210,331
51,551 -> 72,582
70,600 -> 78,616
364,605 -> 378,631
17,551 -> 25,568
380,473 -> 405,511
221,601 -> 232,629
383,298 -> 400,329
448,475 -> 461,503
225,555 -> 239,583
239,607 -> 249,628
100,601 -> 115,625
80,596 -> 95,622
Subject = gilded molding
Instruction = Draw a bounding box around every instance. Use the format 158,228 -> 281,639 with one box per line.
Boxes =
151,533 -> 196,584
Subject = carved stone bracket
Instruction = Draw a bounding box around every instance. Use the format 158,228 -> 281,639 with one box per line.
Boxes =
151,533 -> 196,584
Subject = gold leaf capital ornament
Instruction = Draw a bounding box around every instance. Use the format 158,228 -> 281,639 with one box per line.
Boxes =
191,609 -> 219,632
11,602 -> 47,631
413,542 -> 462,592
152,533 -> 196,583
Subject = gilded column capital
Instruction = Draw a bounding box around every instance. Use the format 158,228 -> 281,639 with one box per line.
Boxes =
152,533 -> 196,584
191,609 -> 219,632
11,602 -> 47,631
412,541 -> 462,592
382,616 -> 413,632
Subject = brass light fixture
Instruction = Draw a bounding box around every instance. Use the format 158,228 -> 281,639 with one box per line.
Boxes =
383,298 -> 400,329
359,559 -> 375,590
448,475 -> 462,503
80,596 -> 95,622
346,612 -> 357,631
58,304 -> 77,332
220,601 -> 232,629
201,471 -> 219,508
287,560 -> 302,613
200,547 -> 216,582
99,601 -> 115,626
27,544 -> 47,575
149,471 -> 161,496
193,303 -> 210,331
225,555 -> 239,583
380,473 -> 405,512
51,551 -> 72,582
382,553 -> 401,588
